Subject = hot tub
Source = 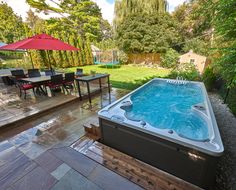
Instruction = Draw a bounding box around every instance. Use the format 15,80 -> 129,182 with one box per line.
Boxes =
98,78 -> 224,189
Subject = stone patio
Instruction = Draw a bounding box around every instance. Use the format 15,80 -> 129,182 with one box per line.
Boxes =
0,85 -> 134,190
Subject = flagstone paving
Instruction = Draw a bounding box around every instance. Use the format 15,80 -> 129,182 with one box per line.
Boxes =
0,86 -> 137,190
51,169 -> 102,190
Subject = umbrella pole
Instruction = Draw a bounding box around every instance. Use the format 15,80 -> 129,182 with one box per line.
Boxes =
46,50 -> 53,75
28,51 -> 34,69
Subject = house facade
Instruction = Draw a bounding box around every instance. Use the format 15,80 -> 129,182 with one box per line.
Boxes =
179,50 -> 209,74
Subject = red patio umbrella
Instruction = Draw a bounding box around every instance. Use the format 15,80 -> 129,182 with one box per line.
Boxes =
0,33 -> 79,69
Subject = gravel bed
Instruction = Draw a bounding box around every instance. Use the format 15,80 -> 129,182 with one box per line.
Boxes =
209,93 -> 236,190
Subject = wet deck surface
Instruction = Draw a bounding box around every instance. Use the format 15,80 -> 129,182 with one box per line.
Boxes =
0,81 -> 117,127
0,84 -> 133,190
0,83 -> 77,127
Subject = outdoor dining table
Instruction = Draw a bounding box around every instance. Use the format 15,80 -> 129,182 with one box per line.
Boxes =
75,73 -> 111,104
20,76 -> 51,95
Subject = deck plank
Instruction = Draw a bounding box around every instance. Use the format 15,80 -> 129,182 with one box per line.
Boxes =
71,136 -> 202,190
91,142 -> 199,190
87,144 -> 170,190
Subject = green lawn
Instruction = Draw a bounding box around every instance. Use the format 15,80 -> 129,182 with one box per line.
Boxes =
61,65 -> 170,90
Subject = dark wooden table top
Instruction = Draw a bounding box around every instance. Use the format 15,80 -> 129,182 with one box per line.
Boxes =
75,74 -> 109,82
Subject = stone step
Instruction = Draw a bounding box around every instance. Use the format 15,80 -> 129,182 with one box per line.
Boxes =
83,118 -> 101,140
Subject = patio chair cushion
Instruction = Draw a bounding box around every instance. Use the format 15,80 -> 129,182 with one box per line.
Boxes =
21,84 -> 34,90
46,83 -> 62,88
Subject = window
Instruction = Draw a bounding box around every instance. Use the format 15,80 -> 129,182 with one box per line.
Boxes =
190,59 -> 195,65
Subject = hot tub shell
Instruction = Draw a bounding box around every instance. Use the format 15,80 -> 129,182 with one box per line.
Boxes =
98,78 -> 224,189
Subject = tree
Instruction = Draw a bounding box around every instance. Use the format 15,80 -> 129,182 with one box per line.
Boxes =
100,19 -> 113,41
26,9 -> 45,34
172,1 -> 213,54
116,13 -> 181,53
26,0 -> 110,42
77,35 -> 84,66
203,0 -> 236,85
95,39 -> 116,50
160,48 -> 180,68
25,9 -> 48,68
183,38 -> 209,55
0,2 -> 25,43
206,0 -> 236,101
84,38 -> 93,65
25,0 -> 107,67
114,0 -> 168,30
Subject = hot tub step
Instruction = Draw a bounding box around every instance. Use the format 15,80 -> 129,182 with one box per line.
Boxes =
83,119 -> 101,140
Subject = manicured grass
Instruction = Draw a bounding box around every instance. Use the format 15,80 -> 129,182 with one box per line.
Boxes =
61,65 -> 170,90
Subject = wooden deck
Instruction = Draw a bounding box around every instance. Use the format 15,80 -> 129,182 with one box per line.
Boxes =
71,136 -> 202,190
0,94 -> 78,128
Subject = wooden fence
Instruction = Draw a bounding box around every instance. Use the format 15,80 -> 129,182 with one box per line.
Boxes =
127,53 -> 161,64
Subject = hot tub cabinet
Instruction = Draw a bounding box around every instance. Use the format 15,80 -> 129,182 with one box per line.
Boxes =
98,78 -> 224,189
100,118 -> 218,189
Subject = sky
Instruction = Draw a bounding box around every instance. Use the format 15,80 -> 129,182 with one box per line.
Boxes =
2,0 -> 186,24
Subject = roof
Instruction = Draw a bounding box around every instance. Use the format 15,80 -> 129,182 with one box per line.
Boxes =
180,50 -> 207,60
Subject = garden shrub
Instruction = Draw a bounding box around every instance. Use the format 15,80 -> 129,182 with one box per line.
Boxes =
226,87 -> 236,116
118,50 -> 128,64
160,48 -> 180,68
202,66 -> 217,91
166,62 -> 200,81
167,70 -> 200,81
99,64 -> 121,69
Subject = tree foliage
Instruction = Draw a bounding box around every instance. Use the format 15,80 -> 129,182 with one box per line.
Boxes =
0,3 -> 25,43
114,0 -> 168,30
26,0 -> 109,42
22,0 -> 114,68
199,0 -> 236,89
183,38 -> 208,55
172,1 -> 213,54
26,9 -> 45,34
116,13 -> 180,53
160,48 -> 180,68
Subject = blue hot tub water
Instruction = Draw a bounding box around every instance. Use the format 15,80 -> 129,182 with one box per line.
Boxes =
123,80 -> 209,141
